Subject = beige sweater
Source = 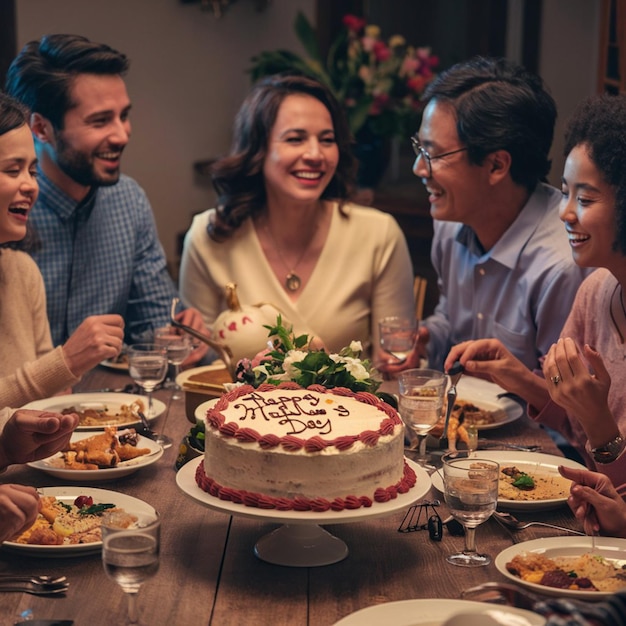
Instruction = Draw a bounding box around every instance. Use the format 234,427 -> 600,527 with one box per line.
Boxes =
180,203 -> 415,357
0,249 -> 79,407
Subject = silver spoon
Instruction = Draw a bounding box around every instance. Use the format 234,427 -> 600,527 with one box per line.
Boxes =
493,510 -> 584,535
0,574 -> 67,585
0,580 -> 70,595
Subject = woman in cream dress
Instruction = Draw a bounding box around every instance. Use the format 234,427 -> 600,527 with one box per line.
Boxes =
180,75 -> 414,358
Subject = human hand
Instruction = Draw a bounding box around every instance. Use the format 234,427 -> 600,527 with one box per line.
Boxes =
444,339 -> 522,385
0,409 -> 79,468
559,465 -> 626,537
0,484 -> 40,543
175,308 -> 209,365
62,314 -> 124,376
543,339 -> 614,443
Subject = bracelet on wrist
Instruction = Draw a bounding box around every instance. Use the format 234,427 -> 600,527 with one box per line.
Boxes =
589,434 -> 626,464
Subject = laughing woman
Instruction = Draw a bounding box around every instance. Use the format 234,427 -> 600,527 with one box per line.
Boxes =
180,74 -> 414,359
444,94 -> 626,486
0,92 -> 124,407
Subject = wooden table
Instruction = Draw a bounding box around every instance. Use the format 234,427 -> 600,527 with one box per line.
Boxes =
0,367 -> 582,626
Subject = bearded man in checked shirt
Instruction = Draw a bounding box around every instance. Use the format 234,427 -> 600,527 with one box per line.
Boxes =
5,34 -> 208,360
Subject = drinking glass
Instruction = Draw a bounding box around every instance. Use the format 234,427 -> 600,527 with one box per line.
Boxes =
398,369 -> 446,468
154,326 -> 191,400
102,512 -> 160,625
379,316 -> 418,364
442,452 -> 499,567
127,343 -> 168,420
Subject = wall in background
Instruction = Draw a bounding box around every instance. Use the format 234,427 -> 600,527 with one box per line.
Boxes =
15,0 -> 599,268
540,0 -> 600,187
15,0 -> 313,266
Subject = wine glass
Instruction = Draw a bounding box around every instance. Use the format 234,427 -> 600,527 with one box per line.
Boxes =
102,512 -> 160,625
127,343 -> 168,419
442,452 -> 499,567
379,316 -> 418,364
398,368 -> 446,469
154,326 -> 191,400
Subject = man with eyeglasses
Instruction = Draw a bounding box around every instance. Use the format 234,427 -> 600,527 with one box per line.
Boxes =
409,57 -> 588,373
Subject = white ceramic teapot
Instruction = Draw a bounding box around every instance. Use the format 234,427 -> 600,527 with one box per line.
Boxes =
211,283 -> 282,363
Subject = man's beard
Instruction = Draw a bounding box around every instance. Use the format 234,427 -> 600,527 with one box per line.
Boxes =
55,132 -> 121,188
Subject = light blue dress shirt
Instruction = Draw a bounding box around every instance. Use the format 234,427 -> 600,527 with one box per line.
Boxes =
30,170 -> 179,346
424,183 -> 590,371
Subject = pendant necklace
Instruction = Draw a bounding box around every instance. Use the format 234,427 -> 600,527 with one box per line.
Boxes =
265,222 -> 317,292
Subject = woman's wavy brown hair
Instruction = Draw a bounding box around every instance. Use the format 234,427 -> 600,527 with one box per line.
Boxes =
208,73 -> 357,241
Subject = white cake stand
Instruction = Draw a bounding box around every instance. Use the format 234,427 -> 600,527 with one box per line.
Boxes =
176,457 -> 431,567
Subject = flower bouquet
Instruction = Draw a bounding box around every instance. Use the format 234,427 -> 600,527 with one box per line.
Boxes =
176,316 -> 394,468
249,12 -> 438,139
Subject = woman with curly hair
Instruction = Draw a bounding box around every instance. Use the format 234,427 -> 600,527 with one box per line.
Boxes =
445,94 -> 626,486
180,74 -> 414,358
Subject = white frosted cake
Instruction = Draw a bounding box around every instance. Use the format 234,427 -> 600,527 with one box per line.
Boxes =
195,382 -> 416,511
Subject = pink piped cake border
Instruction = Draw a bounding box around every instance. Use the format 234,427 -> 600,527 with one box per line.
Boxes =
204,382 -> 402,453
195,382 -> 415,511
195,459 -> 417,512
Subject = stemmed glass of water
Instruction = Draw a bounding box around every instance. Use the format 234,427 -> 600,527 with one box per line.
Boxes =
154,326 -> 191,400
442,452 -> 499,567
398,369 -> 446,469
127,343 -> 168,419
102,511 -> 160,625
379,316 -> 418,364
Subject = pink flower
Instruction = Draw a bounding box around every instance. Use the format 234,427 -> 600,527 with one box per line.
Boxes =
373,40 -> 391,62
407,75 -> 426,93
401,57 -> 420,75
342,14 -> 366,33
361,36 -> 377,53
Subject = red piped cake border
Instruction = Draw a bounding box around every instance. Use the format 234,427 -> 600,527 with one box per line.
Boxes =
195,459 -> 417,512
196,382 -> 411,511
204,382 -> 403,453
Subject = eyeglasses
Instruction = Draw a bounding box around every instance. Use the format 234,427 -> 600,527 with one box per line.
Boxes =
410,135 -> 468,178
398,500 -> 465,541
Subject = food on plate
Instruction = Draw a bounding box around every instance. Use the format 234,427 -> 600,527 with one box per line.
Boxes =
506,552 -> 626,592
62,398 -> 145,427
430,398 -> 505,445
195,383 -> 416,512
13,494 -> 136,545
499,466 -> 572,501
47,427 -> 151,470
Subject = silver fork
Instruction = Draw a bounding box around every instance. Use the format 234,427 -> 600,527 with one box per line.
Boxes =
493,510 -> 585,535
440,360 -> 464,449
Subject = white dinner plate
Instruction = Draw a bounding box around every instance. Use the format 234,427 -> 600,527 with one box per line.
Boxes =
430,451 -> 586,511
21,392 -> 166,431
1,486 -> 156,557
27,431 -> 163,481
333,598 -> 545,626
495,536 -> 626,600
453,377 -> 524,430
